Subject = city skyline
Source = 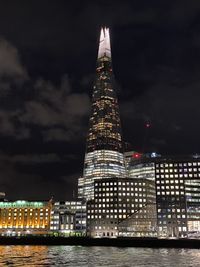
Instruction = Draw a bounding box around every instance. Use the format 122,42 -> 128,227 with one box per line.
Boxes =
0,1 -> 200,200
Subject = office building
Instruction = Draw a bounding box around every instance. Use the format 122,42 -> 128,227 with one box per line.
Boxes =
87,177 -> 156,237
127,153 -> 200,238
155,160 -> 188,237
81,27 -> 126,200
125,152 -> 155,181
50,200 -> 86,235
78,177 -> 84,199
118,203 -> 157,237
155,156 -> 200,238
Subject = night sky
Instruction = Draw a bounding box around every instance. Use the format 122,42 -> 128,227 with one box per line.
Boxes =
0,0 -> 200,200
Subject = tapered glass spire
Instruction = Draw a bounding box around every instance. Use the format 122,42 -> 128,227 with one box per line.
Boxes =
81,27 -> 126,200
98,27 -> 111,59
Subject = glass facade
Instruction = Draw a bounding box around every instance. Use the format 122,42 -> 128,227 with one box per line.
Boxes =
82,28 -> 126,200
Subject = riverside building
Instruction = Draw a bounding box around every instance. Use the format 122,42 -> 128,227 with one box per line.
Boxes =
0,200 -> 52,236
50,200 -> 86,236
80,27 -> 126,201
87,177 -> 156,237
126,153 -> 200,238
155,156 -> 200,238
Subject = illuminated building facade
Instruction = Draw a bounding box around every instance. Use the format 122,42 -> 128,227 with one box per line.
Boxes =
50,200 -> 86,235
185,167 -> 200,237
155,161 -> 188,238
82,28 -> 126,200
0,200 -> 52,236
155,157 -> 200,238
87,177 -> 156,237
125,151 -> 161,180
78,177 -> 84,199
118,203 -> 157,237
125,153 -> 200,238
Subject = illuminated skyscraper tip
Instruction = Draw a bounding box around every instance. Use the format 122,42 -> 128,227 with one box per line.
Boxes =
98,27 -> 111,59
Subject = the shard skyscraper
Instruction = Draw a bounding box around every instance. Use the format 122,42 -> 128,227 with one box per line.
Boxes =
81,27 -> 126,200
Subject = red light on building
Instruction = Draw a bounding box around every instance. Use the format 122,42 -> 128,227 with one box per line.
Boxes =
146,123 -> 150,128
132,152 -> 142,159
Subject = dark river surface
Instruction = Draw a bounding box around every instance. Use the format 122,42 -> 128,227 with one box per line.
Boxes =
0,246 -> 199,266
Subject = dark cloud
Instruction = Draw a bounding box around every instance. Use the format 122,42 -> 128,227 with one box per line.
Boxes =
20,76 -> 90,141
0,33 -> 90,199
10,153 -> 61,164
0,150 -> 80,200
0,38 -> 27,78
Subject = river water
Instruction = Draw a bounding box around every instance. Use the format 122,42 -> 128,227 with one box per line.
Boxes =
0,246 -> 199,266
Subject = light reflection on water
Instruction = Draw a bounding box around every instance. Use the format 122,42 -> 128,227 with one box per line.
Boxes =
0,245 -> 199,266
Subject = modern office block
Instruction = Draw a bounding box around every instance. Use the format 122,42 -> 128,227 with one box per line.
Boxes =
125,153 -> 200,238
155,161 -> 188,237
87,177 -> 156,237
118,203 -> 157,237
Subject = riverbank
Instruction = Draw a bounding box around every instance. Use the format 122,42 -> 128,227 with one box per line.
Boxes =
0,236 -> 199,248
